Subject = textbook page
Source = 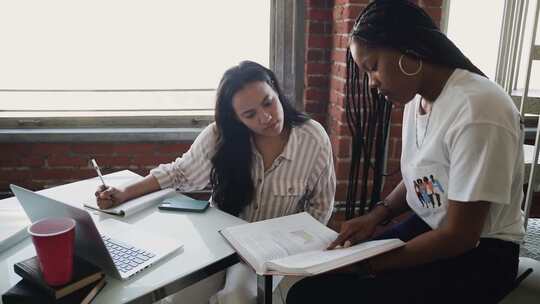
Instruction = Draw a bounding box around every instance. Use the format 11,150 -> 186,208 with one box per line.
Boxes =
220,212 -> 338,274
266,238 -> 405,275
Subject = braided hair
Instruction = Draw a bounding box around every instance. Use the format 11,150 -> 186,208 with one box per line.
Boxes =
345,0 -> 485,219
211,61 -> 309,216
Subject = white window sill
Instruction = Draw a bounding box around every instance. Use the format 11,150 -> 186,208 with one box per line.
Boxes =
0,128 -> 203,143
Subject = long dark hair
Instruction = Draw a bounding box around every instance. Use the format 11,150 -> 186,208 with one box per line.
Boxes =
344,0 -> 485,219
210,61 -> 309,216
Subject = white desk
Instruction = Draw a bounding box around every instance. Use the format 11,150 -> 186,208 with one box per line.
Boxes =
0,170 -> 246,304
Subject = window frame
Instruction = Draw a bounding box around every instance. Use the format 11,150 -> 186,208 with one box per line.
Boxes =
0,1 -> 305,138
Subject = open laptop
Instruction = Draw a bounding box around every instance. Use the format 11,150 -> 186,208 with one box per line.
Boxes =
10,184 -> 183,280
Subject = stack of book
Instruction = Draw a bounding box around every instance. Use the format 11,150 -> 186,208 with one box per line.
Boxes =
2,255 -> 106,304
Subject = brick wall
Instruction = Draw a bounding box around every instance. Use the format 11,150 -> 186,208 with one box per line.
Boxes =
0,143 -> 190,194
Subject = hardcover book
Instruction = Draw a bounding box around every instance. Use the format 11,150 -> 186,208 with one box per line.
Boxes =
2,277 -> 106,304
14,255 -> 104,300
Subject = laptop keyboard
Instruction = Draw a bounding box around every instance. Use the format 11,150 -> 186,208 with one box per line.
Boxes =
101,235 -> 156,273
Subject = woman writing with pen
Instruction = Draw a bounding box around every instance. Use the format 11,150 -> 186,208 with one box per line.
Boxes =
95,61 -> 336,304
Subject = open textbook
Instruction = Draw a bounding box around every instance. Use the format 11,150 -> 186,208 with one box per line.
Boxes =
84,178 -> 176,217
220,212 -> 405,276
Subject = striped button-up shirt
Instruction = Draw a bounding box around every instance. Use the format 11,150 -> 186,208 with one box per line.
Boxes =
150,119 -> 335,224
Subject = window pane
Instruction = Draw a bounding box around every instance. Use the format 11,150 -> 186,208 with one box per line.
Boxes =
0,0 -> 270,114
446,0 -> 505,80
516,0 -> 540,92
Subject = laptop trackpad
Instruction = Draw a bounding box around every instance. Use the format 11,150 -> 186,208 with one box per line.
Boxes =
96,218 -> 182,256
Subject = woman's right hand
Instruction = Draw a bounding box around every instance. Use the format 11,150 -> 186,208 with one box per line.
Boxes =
327,214 -> 379,249
94,185 -> 130,209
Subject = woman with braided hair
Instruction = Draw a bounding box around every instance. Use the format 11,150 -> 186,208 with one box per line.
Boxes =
287,1 -> 524,303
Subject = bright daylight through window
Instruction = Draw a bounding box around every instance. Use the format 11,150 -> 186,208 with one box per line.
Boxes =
0,1 -> 270,128
446,0 -> 540,89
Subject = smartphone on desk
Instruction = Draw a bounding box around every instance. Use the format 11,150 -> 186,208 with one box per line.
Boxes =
158,196 -> 210,213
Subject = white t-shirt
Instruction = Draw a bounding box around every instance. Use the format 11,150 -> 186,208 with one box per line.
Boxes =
401,68 -> 525,243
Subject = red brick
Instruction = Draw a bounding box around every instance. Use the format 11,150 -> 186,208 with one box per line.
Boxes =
336,159 -> 353,180
333,21 -> 349,35
71,144 -> 115,154
0,169 -> 32,181
156,143 -> 191,154
391,108 -> 404,122
0,179 -> 36,191
308,35 -> 333,48
94,156 -> 133,167
390,139 -> 403,159
130,168 -> 148,177
330,77 -> 346,93
310,114 -> 328,127
333,34 -> 350,49
305,88 -> 329,101
25,157 -> 46,168
334,0 -> 369,5
306,75 -> 330,87
384,161 -> 402,187
32,144 -> 72,156
332,49 -> 348,63
307,0 -> 332,8
308,8 -> 333,21
420,0 -> 443,7
305,62 -> 331,75
0,158 -> 20,167
113,143 -> 158,154
324,23 -> 334,35
330,62 -> 347,78
47,156 -> 88,167
0,144 -> 32,157
342,5 -> 363,20
329,103 -> 347,122
305,100 -> 328,114
331,136 -> 351,158
329,90 -> 345,108
0,155 -> 45,168
306,21 -> 327,34
306,49 -> 327,62
390,125 -> 403,138
328,116 -> 351,137
32,168 -> 94,181
334,6 -> 345,20
131,155 -> 176,167
335,181 -> 349,201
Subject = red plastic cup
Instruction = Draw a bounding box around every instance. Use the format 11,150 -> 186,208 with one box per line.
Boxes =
27,217 -> 76,286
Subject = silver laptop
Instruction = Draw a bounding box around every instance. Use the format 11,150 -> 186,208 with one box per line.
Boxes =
10,184 -> 183,280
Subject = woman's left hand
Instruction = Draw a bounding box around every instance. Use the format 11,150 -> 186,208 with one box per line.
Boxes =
327,214 -> 379,249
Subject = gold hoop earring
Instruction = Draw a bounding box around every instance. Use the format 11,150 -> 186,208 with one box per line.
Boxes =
398,54 -> 422,76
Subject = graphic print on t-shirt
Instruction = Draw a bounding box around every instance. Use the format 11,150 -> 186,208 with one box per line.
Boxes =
412,175 -> 445,208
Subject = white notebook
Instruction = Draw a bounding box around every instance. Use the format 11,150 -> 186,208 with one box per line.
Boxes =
84,176 -> 176,217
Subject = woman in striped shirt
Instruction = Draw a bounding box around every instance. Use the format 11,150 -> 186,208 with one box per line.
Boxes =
95,61 -> 336,303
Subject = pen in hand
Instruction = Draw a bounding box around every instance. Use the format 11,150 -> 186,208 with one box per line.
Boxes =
91,158 -> 107,188
91,159 -> 117,209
